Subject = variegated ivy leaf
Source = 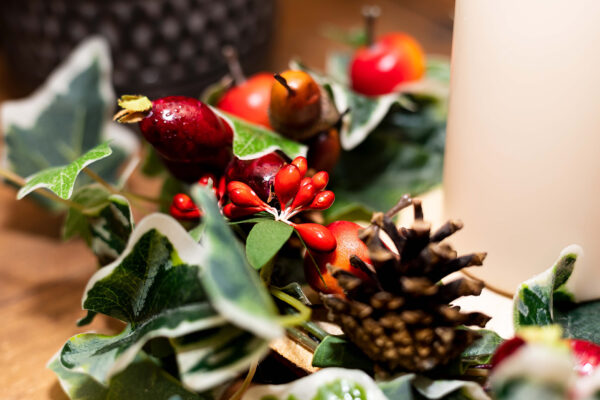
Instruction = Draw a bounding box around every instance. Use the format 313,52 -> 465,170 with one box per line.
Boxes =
244,368 -> 388,400
514,245 -> 600,344
63,184 -> 133,266
1,37 -> 138,203
212,107 -> 307,161
17,142 -> 113,200
49,352 -> 201,400
191,186 -> 283,339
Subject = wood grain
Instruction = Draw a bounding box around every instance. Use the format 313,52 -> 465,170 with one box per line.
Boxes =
0,1 -> 453,398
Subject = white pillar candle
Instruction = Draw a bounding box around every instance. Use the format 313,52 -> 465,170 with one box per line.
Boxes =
444,0 -> 600,296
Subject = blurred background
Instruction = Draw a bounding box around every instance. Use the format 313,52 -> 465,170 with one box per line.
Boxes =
0,0 -> 454,101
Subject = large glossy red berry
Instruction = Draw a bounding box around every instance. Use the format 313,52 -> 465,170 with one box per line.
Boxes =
274,164 -> 302,207
307,128 -> 341,174
227,181 -> 266,209
224,152 -> 287,201
217,73 -> 274,129
350,33 -> 426,96
139,96 -> 233,168
293,223 -> 337,253
170,193 -> 201,220
304,221 -> 372,296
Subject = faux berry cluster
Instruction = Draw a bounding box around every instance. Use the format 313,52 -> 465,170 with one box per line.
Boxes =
169,173 -> 226,220
225,156 -> 337,253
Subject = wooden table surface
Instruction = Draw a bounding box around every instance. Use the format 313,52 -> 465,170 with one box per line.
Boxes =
0,1 -> 453,398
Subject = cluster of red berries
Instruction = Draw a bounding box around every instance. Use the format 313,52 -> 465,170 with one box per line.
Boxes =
169,173 -> 225,220
225,156 -> 336,253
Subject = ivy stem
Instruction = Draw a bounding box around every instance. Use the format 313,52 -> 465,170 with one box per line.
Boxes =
286,327 -> 318,352
0,167 -> 86,212
83,167 -> 120,195
270,288 -> 311,327
301,320 -> 329,342
461,270 -> 514,299
228,358 -> 258,400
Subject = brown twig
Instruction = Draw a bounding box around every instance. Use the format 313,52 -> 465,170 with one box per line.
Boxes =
461,269 -> 514,299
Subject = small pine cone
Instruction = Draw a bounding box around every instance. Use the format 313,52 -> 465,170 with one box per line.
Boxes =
321,196 -> 491,374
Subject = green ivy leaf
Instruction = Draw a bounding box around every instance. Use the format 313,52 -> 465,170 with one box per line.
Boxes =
215,109 -> 307,161
63,184 -> 133,266
55,210 -> 279,392
191,186 -> 284,340
312,335 -> 374,372
49,353 -> 202,400
326,96 -> 445,217
17,142 -> 113,200
514,245 -> 600,344
1,38 -> 137,203
458,329 -> 504,372
246,220 -> 294,270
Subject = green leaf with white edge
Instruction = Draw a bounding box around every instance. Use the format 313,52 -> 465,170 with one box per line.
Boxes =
243,368 -> 388,400
514,244 -> 600,344
49,352 -> 202,400
246,220 -> 294,270
377,374 -> 415,400
191,186 -> 284,340
325,96 -> 445,217
412,376 -> 490,400
63,184 -> 133,266
173,324 -> 269,391
17,141 -> 113,200
312,335 -> 374,372
2,37 -> 138,202
514,245 -> 579,328
213,108 -> 307,161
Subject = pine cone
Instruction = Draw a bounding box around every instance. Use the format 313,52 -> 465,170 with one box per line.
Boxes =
321,195 -> 491,374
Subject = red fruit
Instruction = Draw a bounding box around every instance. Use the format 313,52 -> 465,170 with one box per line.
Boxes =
224,152 -> 287,201
350,33 -> 426,96
311,171 -> 329,191
293,223 -> 337,253
304,221 -> 372,295
289,182 -> 317,210
291,156 -> 308,177
170,193 -> 202,220
274,164 -> 302,207
139,96 -> 233,168
569,339 -> 600,376
309,190 -> 334,210
227,181 -> 266,209
223,203 -> 263,219
216,73 -> 274,129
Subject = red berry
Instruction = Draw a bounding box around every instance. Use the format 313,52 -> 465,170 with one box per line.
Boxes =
311,171 -> 329,191
224,152 -> 287,201
227,181 -> 266,209
289,182 -> 317,210
350,33 -> 426,96
490,336 -> 526,369
170,193 -> 202,220
304,221 -> 372,295
291,156 -> 308,177
569,339 -> 600,376
274,164 -> 302,207
223,203 -> 263,219
139,96 -> 233,170
293,223 -> 337,253
309,190 -> 334,210
216,73 -> 274,129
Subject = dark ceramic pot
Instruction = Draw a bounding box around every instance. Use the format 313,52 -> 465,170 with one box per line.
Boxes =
0,0 -> 274,98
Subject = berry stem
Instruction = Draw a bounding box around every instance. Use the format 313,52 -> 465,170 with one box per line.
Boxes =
83,167 -> 120,195
270,287 -> 312,327
83,167 -> 161,209
273,74 -> 296,97
362,5 -> 381,47
286,327 -> 318,352
222,45 -> 246,86
227,358 -> 258,400
0,167 -> 87,212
